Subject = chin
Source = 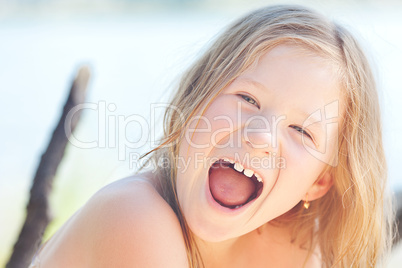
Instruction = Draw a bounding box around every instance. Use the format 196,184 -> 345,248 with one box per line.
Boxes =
188,218 -> 242,243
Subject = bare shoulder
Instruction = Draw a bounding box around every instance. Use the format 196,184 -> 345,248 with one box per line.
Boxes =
85,176 -> 188,267
40,174 -> 188,268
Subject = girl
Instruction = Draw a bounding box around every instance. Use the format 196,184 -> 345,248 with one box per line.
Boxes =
32,4 -> 393,267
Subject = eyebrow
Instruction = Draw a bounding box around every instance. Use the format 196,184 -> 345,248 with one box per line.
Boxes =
236,77 -> 326,134
235,77 -> 267,92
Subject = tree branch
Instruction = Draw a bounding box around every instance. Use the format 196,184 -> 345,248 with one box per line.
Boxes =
6,66 -> 90,268
394,190 -> 402,246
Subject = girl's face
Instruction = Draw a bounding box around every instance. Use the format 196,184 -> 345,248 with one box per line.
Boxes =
176,44 -> 343,242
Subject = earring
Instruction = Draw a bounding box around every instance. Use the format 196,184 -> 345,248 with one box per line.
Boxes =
303,193 -> 310,209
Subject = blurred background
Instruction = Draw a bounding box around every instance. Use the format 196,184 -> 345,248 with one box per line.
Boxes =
0,0 -> 401,266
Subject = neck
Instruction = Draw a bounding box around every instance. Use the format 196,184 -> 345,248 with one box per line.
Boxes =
195,222 -> 300,268
195,235 -> 238,268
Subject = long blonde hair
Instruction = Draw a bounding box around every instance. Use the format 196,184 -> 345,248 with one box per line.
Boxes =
141,5 -> 393,267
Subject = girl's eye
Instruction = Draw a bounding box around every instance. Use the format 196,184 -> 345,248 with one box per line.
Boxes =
290,125 -> 313,140
239,94 -> 260,108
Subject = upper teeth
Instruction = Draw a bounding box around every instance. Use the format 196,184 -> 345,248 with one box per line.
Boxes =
223,157 -> 234,164
243,168 -> 253,177
234,162 -> 244,172
223,158 -> 263,183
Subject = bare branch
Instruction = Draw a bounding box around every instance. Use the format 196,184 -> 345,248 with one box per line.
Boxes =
6,66 -> 91,268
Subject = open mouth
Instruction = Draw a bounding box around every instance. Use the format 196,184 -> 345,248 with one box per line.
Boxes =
208,159 -> 263,209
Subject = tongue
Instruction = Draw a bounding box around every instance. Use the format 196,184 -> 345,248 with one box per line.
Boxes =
209,163 -> 256,207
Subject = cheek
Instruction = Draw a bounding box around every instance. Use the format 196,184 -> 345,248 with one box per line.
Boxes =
184,96 -> 244,151
324,123 -> 341,165
308,123 -> 340,167
281,139 -> 328,187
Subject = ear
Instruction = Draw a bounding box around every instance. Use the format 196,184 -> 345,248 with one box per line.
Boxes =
303,171 -> 333,201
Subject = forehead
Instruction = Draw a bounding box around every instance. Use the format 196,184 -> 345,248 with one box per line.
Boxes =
239,44 -> 343,116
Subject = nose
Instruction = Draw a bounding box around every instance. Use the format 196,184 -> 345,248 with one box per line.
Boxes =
244,131 -> 273,155
243,118 -> 278,155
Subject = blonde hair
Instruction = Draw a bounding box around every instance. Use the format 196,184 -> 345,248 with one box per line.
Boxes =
141,5 -> 393,267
